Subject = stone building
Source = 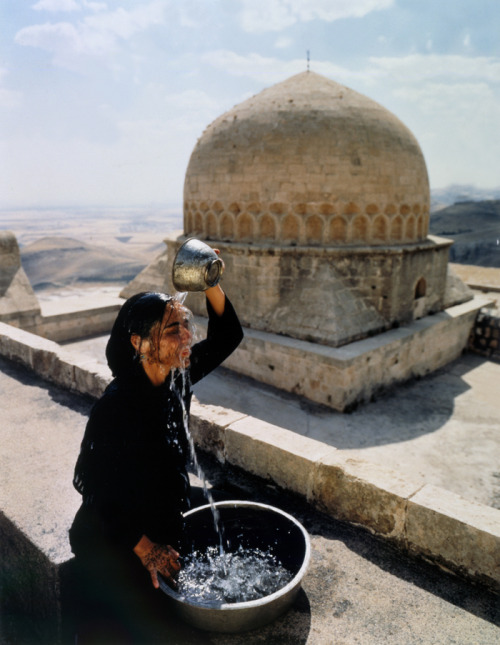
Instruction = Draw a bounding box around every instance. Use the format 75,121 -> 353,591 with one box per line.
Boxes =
180,71 -> 471,347
0,231 -> 41,330
124,71 -> 481,409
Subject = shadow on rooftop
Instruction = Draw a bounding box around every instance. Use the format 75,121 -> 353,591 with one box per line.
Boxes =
0,511 -> 60,645
193,354 -> 482,450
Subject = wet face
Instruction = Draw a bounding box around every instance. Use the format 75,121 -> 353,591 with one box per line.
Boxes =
156,302 -> 193,370
132,302 -> 193,375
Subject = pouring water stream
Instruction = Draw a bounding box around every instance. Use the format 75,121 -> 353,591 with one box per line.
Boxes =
165,291 -> 293,602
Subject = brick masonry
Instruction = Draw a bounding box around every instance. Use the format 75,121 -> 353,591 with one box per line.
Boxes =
184,71 -> 430,247
470,309 -> 500,362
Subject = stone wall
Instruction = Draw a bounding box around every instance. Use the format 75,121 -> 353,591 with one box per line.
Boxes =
470,310 -> 500,361
33,306 -> 121,344
193,297 -> 487,411
166,235 -> 458,349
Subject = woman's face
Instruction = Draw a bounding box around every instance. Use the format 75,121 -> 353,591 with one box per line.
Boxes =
156,302 -> 193,370
135,302 -> 194,373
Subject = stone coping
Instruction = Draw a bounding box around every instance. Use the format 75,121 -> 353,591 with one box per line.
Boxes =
0,320 -> 498,592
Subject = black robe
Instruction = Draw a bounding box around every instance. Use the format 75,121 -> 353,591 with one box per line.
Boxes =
69,297 -> 243,556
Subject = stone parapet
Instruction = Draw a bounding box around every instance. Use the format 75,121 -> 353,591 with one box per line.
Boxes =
188,403 -> 500,592
192,296 -> 489,411
34,305 -> 121,343
0,317 -> 498,596
0,322 -> 108,399
406,485 -> 500,589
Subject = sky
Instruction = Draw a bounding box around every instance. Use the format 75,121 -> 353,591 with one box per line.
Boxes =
1,0 -> 499,209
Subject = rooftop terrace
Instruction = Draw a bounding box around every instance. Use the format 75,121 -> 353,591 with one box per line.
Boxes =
1,282 -> 499,643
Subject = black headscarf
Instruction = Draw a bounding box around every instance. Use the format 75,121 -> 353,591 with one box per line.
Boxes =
105,292 -> 173,378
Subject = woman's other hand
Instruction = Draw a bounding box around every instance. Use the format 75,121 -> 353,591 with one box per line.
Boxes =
134,535 -> 181,589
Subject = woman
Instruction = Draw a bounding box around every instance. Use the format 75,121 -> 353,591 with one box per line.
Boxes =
68,270 -> 243,643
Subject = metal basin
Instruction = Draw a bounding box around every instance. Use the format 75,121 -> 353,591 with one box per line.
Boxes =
159,501 -> 310,633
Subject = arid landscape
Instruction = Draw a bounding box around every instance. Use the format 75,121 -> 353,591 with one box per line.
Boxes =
0,206 -> 182,294
430,199 -> 500,267
1,188 -> 500,296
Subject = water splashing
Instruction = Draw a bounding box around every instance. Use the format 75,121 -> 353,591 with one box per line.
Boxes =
167,348 -> 295,600
176,545 -> 293,604
170,369 -> 227,558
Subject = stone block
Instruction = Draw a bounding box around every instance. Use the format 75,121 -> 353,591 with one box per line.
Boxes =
0,322 -> 57,372
71,357 -> 110,399
224,416 -> 331,497
312,452 -> 421,538
189,401 -> 247,462
0,322 -> 33,365
31,344 -> 73,387
406,484 -> 500,590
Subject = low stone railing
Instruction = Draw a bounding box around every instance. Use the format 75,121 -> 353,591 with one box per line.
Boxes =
470,309 -> 500,362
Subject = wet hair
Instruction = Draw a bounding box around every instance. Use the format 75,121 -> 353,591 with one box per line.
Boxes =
105,291 -> 173,377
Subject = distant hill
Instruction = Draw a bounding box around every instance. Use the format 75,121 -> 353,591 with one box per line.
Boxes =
20,237 -> 148,289
429,200 -> 500,267
431,185 -> 500,211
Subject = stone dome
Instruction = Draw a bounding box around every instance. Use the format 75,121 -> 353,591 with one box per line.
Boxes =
183,71 -> 430,247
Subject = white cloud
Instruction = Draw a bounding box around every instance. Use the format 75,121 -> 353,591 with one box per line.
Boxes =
202,49 -> 364,85
239,0 -> 394,33
368,54 -> 500,83
203,50 -> 479,87
33,0 -> 81,11
84,1 -> 166,39
394,82 -> 500,187
15,21 -> 115,61
202,50 -> 500,101
393,82 -> 496,113
275,36 -> 293,49
3,119 -> 192,207
202,49 -> 348,84
163,89 -> 220,112
393,82 -> 500,145
15,1 -> 167,66
82,1 -> 107,11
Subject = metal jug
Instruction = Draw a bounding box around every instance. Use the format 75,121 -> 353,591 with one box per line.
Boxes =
172,238 -> 224,292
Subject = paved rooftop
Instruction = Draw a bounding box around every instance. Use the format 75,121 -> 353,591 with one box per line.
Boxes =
0,355 -> 499,644
2,284 -> 499,643
64,333 -> 500,511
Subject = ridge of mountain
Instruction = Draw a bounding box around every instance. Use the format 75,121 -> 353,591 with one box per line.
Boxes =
20,236 -> 149,289
429,200 -> 500,267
